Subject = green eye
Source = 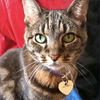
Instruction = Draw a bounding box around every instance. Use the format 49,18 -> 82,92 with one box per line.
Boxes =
35,34 -> 46,44
62,33 -> 75,43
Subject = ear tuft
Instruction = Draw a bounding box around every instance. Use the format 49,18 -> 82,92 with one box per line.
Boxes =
67,0 -> 88,22
22,0 -> 42,25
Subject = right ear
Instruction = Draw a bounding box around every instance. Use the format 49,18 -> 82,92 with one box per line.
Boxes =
67,0 -> 88,23
22,0 -> 42,25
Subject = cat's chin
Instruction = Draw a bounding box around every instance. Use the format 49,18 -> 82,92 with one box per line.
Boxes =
47,65 -> 62,70
43,62 -> 66,71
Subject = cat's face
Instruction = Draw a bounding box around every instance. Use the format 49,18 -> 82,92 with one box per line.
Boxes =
25,10 -> 87,72
22,0 -> 88,94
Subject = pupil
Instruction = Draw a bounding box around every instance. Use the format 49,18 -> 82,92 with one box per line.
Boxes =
39,35 -> 42,40
67,34 -> 70,39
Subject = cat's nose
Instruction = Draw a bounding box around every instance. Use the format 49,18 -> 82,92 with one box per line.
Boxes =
49,54 -> 61,61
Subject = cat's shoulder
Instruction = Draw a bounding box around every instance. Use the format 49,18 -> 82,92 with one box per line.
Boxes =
0,48 -> 23,100
0,48 -> 22,59
0,48 -> 22,68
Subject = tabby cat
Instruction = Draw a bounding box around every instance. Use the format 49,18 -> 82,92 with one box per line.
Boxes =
0,0 -> 89,100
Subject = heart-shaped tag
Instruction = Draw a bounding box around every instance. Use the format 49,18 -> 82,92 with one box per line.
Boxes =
58,80 -> 73,95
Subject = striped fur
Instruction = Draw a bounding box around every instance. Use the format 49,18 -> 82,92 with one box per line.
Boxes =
0,0 -> 88,100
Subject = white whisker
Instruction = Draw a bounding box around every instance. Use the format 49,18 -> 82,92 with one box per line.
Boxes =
78,58 -> 84,62
16,61 -> 38,73
64,64 -> 77,88
28,62 -> 38,71
77,62 -> 96,82
68,64 -> 76,88
32,65 -> 44,83
81,69 -> 86,75
23,64 -> 42,90
70,62 -> 93,87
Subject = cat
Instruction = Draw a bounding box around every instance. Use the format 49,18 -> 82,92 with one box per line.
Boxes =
0,0 -> 89,100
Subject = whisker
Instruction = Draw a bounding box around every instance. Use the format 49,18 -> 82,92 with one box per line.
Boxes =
77,62 -> 96,82
77,58 -> 84,62
65,64 -> 77,88
81,69 -> 86,75
30,64 -> 42,82
29,53 -> 37,60
68,65 -> 76,87
16,61 -> 38,73
23,64 -> 42,90
28,62 -> 38,71
70,62 -> 93,87
32,65 -> 44,83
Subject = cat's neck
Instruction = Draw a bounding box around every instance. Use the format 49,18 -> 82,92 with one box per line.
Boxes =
21,45 -> 66,100
21,73 -> 65,100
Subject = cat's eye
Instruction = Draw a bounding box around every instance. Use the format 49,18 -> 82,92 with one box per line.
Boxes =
35,34 -> 46,44
62,33 -> 75,43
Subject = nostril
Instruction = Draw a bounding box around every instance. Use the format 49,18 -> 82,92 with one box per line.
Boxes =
49,54 -> 61,61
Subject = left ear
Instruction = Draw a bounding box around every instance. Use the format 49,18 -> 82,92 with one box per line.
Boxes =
67,0 -> 88,22
22,0 -> 42,26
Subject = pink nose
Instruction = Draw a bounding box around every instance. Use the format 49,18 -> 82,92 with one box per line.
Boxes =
49,54 -> 61,61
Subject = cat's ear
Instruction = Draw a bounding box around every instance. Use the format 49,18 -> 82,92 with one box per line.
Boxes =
22,0 -> 42,25
67,0 -> 88,22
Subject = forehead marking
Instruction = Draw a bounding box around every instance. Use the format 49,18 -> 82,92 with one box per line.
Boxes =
60,21 -> 64,32
39,11 -> 78,35
44,22 -> 48,34
48,11 -> 62,29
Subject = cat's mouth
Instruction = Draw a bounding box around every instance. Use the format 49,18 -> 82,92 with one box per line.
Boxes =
49,62 -> 61,67
43,62 -> 66,70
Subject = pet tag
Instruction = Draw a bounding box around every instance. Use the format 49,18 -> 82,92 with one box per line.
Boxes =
58,80 -> 73,95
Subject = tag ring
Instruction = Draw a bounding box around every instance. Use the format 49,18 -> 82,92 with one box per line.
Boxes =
61,75 -> 68,85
